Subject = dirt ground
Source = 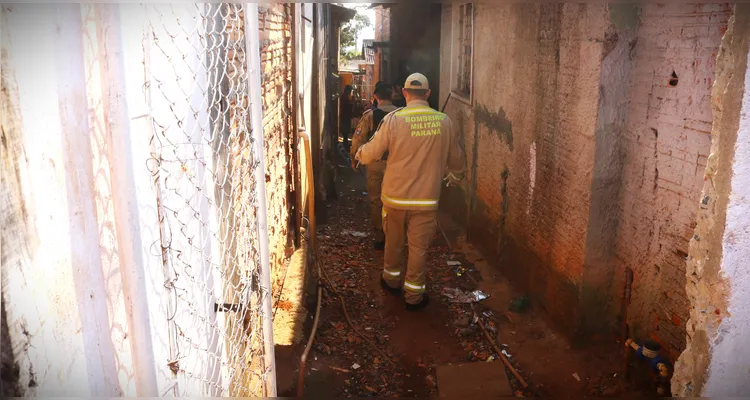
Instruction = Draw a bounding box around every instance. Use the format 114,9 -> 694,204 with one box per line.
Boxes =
280,163 -> 656,397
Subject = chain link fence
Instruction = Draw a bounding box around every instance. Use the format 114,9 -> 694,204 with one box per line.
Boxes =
143,4 -> 272,396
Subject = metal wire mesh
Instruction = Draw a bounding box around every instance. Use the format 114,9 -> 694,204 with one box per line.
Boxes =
142,4 -> 270,396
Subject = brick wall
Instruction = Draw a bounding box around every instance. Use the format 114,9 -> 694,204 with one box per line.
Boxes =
259,4 -> 296,290
374,7 -> 390,83
228,5 -> 295,295
439,3 -> 732,355
613,4 -> 731,360
439,4 -> 609,334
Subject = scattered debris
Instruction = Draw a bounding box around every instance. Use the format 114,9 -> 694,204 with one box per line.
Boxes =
441,287 -> 490,303
293,169 -> 629,397
572,372 -> 581,382
455,315 -> 472,327
342,230 -> 368,238
471,304 -> 529,388
458,327 -> 475,336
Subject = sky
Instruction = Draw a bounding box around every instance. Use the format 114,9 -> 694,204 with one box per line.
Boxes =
341,3 -> 376,51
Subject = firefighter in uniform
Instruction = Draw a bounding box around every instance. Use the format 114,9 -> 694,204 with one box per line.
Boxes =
351,83 -> 398,250
355,73 -> 466,310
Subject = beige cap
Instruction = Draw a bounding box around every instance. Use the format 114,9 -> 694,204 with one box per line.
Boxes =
404,73 -> 429,90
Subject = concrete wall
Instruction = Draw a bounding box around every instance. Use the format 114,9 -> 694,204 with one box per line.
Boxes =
1,3 -> 299,396
439,3 -> 731,355
673,6 -> 750,396
1,5 -> 169,395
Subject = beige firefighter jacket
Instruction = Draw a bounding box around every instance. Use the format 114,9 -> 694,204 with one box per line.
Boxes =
350,101 -> 399,171
355,100 -> 466,210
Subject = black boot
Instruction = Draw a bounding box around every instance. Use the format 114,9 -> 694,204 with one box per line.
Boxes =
405,294 -> 430,311
380,277 -> 401,296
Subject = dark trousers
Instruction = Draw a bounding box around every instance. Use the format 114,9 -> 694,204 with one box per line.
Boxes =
340,119 -> 352,148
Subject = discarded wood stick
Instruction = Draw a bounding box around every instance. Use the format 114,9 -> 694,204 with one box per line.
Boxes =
471,304 -> 529,388
314,246 -> 396,367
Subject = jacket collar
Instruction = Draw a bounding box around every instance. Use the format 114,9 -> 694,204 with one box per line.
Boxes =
406,99 -> 430,108
377,100 -> 394,107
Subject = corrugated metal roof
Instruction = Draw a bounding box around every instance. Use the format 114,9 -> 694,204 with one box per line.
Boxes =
330,3 -> 357,23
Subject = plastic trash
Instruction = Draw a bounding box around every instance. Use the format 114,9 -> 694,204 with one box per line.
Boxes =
441,287 -> 490,303
343,230 -> 368,238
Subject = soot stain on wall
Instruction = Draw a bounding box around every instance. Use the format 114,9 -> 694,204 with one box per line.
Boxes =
497,165 -> 511,255
474,103 -> 514,151
468,117 -> 480,225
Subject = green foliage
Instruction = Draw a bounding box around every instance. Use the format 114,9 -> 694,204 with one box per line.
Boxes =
340,13 -> 371,52
341,49 -> 362,62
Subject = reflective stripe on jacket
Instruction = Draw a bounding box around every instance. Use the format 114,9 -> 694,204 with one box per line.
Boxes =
355,100 -> 466,211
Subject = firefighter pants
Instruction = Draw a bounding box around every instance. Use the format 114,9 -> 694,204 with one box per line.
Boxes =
365,162 -> 386,243
381,206 -> 437,304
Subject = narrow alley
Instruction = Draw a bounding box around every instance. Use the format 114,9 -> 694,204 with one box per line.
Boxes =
282,164 -> 637,397
4,3 -> 750,398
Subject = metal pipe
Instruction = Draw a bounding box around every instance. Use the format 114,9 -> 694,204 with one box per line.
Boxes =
291,4 -> 303,247
244,4 -> 277,396
441,92 -> 452,113
297,283 -> 322,397
296,129 -> 318,397
300,130 -> 316,252
55,4 -> 120,395
96,4 -> 159,396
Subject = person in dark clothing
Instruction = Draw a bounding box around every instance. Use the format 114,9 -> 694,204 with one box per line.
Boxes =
372,80 -> 385,109
339,85 -> 354,149
391,83 -> 406,107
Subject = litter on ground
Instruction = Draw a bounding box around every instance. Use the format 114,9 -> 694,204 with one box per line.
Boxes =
441,287 -> 490,303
